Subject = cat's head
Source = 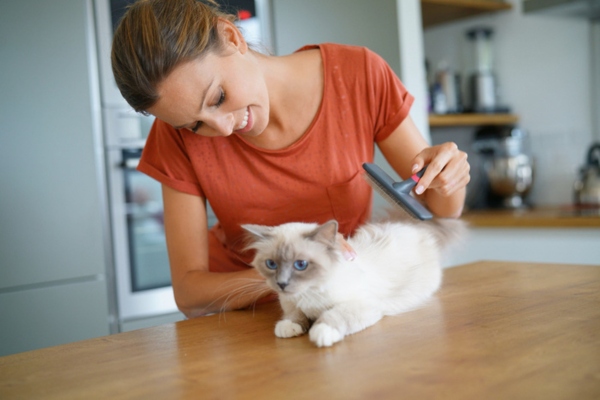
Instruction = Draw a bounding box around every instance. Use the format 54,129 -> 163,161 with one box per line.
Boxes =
242,220 -> 341,296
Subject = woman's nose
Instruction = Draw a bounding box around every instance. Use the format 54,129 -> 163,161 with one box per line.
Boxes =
209,112 -> 235,136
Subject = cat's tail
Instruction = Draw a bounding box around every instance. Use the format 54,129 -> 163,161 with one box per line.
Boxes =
375,206 -> 468,249
424,218 -> 469,250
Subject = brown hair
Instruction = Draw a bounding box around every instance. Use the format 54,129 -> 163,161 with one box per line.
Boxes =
111,0 -> 236,113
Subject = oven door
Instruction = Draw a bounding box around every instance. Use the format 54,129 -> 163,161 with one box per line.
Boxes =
106,147 -> 178,324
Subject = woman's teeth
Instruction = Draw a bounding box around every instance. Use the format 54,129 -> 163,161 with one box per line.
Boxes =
237,110 -> 249,130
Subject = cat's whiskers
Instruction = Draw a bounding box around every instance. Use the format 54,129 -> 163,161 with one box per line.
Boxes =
201,278 -> 268,322
221,283 -> 265,314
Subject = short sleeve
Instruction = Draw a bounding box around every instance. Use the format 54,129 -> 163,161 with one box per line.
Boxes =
364,48 -> 414,143
137,119 -> 204,197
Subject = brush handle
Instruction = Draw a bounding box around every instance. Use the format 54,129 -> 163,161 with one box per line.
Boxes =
392,167 -> 427,194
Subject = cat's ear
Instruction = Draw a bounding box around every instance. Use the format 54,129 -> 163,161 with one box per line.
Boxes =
307,220 -> 339,247
241,224 -> 273,240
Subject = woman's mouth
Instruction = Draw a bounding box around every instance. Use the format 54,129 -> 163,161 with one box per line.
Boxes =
234,107 -> 252,134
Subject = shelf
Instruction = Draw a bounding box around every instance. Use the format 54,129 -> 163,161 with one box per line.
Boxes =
428,113 -> 519,127
421,0 -> 513,28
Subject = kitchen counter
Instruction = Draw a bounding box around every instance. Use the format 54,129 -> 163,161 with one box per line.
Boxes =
1,261 -> 599,399
463,206 -> 600,228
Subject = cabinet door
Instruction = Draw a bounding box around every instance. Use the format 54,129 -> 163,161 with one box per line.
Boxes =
0,280 -> 110,356
0,0 -> 107,288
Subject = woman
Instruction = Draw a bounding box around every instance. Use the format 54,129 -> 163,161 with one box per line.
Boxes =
111,0 -> 470,318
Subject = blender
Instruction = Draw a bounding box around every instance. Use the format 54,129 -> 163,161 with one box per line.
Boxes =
466,27 -> 504,113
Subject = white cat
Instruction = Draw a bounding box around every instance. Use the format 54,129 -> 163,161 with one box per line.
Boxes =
242,216 -> 465,347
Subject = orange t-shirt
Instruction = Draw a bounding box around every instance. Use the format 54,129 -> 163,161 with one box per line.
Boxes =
137,43 -> 414,272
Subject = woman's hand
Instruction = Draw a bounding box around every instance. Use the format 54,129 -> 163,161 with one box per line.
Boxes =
378,117 -> 470,218
410,142 -> 470,198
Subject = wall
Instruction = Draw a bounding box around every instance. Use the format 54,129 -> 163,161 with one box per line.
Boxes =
593,22 -> 600,142
424,0 -> 595,206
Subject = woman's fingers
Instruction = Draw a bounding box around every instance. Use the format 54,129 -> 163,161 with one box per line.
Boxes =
412,142 -> 469,197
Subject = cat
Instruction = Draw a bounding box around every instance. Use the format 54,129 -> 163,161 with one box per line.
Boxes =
242,214 -> 466,347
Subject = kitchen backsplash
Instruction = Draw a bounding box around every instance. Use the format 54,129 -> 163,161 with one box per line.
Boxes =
528,131 -> 593,206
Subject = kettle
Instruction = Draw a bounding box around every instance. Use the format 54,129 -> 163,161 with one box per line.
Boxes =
574,143 -> 600,206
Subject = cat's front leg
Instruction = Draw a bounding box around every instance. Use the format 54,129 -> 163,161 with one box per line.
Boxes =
308,323 -> 343,347
275,298 -> 310,339
309,303 -> 382,347
275,319 -> 305,338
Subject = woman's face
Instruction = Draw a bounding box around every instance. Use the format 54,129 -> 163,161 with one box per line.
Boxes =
148,45 -> 269,139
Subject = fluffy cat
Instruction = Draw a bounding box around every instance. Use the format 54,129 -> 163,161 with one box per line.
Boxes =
242,215 -> 465,347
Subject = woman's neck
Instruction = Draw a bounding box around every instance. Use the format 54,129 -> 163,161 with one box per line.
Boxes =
243,49 -> 323,150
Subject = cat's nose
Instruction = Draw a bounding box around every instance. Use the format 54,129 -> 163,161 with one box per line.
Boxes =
277,281 -> 288,291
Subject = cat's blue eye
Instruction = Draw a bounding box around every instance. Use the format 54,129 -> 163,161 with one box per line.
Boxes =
265,259 -> 278,270
293,260 -> 308,271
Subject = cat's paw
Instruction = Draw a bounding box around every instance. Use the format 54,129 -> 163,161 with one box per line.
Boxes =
274,319 -> 305,338
309,323 -> 343,347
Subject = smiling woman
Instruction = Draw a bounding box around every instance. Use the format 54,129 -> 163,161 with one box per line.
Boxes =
110,0 -> 469,318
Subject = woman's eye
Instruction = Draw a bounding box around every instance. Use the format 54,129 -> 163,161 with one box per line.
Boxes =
215,89 -> 225,107
187,89 -> 224,133
265,259 -> 278,270
293,260 -> 308,271
190,121 -> 202,133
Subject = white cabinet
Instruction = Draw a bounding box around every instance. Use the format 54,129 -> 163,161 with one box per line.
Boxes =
444,228 -> 600,268
0,281 -> 110,355
0,0 -> 111,356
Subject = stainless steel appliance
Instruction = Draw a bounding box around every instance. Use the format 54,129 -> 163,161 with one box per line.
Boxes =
574,143 -> 600,207
470,126 -> 534,209
465,27 -> 509,113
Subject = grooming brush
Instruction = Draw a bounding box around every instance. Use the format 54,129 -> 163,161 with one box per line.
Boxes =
363,162 -> 433,220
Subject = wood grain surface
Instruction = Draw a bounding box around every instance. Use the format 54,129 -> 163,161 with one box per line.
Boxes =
1,261 -> 599,399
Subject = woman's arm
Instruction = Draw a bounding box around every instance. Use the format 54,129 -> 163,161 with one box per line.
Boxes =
377,116 -> 470,218
161,184 -> 274,318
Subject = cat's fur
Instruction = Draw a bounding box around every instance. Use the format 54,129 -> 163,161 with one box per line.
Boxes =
242,215 -> 465,347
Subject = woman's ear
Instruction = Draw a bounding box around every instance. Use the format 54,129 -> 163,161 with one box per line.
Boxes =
218,18 -> 248,54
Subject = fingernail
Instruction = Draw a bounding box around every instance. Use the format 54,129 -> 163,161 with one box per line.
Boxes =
411,164 -> 419,173
343,250 -> 357,262
415,185 -> 424,195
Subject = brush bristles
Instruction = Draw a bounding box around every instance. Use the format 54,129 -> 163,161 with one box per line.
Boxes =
365,168 -> 433,221
363,172 -> 421,220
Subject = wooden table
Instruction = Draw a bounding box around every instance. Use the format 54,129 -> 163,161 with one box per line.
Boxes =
1,261 -> 599,399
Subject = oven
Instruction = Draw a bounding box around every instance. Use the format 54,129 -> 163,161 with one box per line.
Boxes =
105,134 -> 180,326
104,112 -> 219,329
